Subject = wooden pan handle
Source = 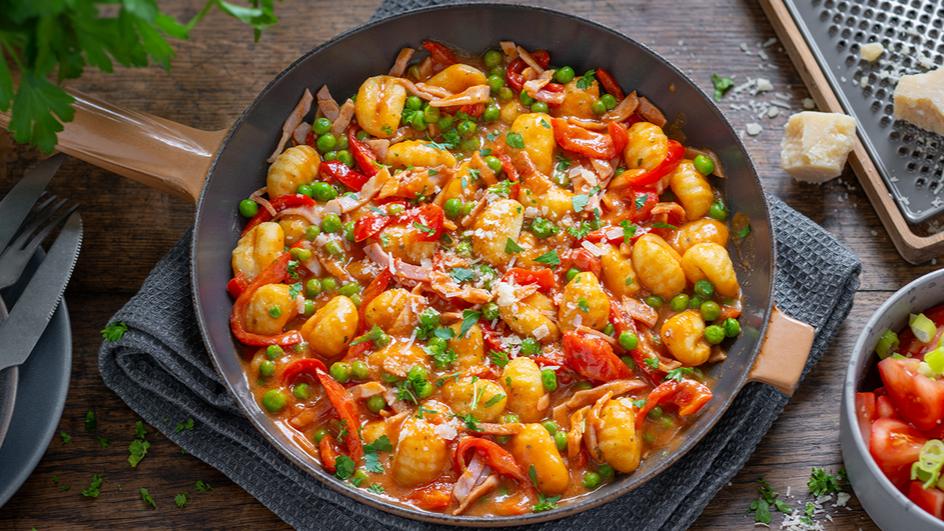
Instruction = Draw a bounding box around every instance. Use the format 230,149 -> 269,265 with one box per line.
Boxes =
747,306 -> 815,396
1,89 -> 227,203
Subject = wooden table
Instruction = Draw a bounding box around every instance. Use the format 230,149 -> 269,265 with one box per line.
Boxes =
0,0 -> 920,528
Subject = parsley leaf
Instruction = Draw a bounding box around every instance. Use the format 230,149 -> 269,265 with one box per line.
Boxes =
128,439 -> 151,469
364,435 -> 393,453
578,298 -> 590,313
96,436 -> 110,449
134,420 -> 148,440
505,238 -> 524,254
529,464 -> 561,512
84,409 -> 97,432
489,350 -> 509,368
175,417 -> 196,433
621,220 -> 637,243
429,346 -> 457,370
749,499 -> 771,525
363,452 -> 384,473
664,367 -> 695,382
576,69 -> 597,89
572,194 -> 589,212
460,413 -> 480,431
808,467 -> 844,496
634,193 -> 649,209
651,222 -> 677,230
368,483 -> 385,494
505,132 -> 525,149
334,455 -> 356,480
101,322 -> 128,342
412,221 -> 435,235
711,74 -> 735,101
81,474 -> 104,498
194,480 -> 212,493
484,393 -> 506,408
139,487 -> 157,509
174,493 -> 188,508
644,357 -> 660,370
60,430 -> 72,444
534,250 -> 560,266
450,267 -> 477,283
460,309 -> 481,338
735,223 -> 752,239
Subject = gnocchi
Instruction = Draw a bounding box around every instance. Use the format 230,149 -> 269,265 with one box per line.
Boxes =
267,145 -> 320,198
631,233 -> 686,299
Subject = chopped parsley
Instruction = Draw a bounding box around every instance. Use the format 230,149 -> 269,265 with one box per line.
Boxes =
334,455 -> 356,480
632,398 -> 647,409
621,220 -> 638,243
505,238 -> 524,254
52,475 -> 70,492
367,484 -> 385,494
96,436 -> 110,449
288,282 -> 302,299
650,222 -> 677,230
129,421 -> 151,469
529,465 -> 561,512
441,129 -> 461,149
428,345 -> 457,370
363,452 -> 383,474
808,467 -> 844,497
577,298 -> 590,313
489,350 -> 509,368
634,193 -> 649,209
139,487 -> 157,509
735,223 -> 751,239
412,222 -> 435,235
460,413 -> 480,431
483,393 -> 506,408
59,430 -> 72,444
175,417 -> 196,433
576,69 -> 597,89
450,267 -> 477,284
644,357 -> 660,370
534,250 -> 560,266
505,132 -> 525,149
664,367 -> 695,382
711,73 -> 735,101
748,478 -> 791,525
488,180 -> 513,198
100,322 -> 128,342
175,493 -> 188,508
351,325 -> 387,346
572,194 -> 589,212
84,409 -> 97,432
539,118 -> 551,128
460,309 -> 481,338
195,480 -> 212,493
81,474 -> 103,498
364,435 -> 393,454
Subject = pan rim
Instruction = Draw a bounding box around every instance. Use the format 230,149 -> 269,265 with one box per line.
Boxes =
191,3 -> 777,526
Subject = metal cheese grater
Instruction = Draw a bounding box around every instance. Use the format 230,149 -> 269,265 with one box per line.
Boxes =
785,0 -> 944,223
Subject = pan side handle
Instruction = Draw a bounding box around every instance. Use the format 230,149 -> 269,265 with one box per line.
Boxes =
747,306 -> 816,396
1,89 -> 227,203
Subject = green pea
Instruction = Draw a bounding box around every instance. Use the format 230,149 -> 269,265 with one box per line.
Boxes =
313,427 -> 328,443
603,323 -> 615,336
290,247 -> 312,262
600,93 -> 618,110
303,299 -> 315,316
519,91 -> 535,106
267,306 -> 282,318
296,183 -> 314,197
259,360 -> 276,378
411,111 -> 426,131
541,420 -> 559,435
484,155 -> 503,173
444,198 -> 463,219
339,282 -> 361,297
554,66 -> 576,84
427,336 -> 447,353
520,337 -> 541,356
582,471 -> 601,489
708,200 -> 728,221
316,133 -> 338,153
591,99 -> 607,115
670,294 -> 690,312
723,318 -> 741,337
356,130 -> 370,140
597,464 -> 615,480
311,181 -> 337,202
305,278 -> 323,297
293,383 -> 311,400
408,365 -> 429,382
323,150 -> 338,162
321,213 -> 342,233
554,430 -> 567,452
483,104 -> 501,122
531,101 -> 549,114
497,86 -> 514,101
566,268 -> 581,282
487,74 -> 505,92
644,295 -> 663,308
387,203 -> 405,216
336,150 -> 353,167
329,362 -> 351,383
619,331 -> 639,351
484,49 -> 503,68
336,134 -> 348,150
239,199 -> 259,218
423,105 -> 440,123
700,300 -> 721,321
461,201 -> 474,216
324,240 -> 345,257
460,137 -> 481,152
647,406 -> 664,420
419,308 -> 440,328
367,395 -> 386,413
262,390 -> 288,413
437,115 -> 455,131
266,345 -> 283,359
305,225 -> 321,241
694,279 -> 715,299
341,221 -> 354,242
341,361 -> 365,382
457,120 -> 477,138
482,302 -> 500,321
704,325 -> 725,345
313,117 -> 332,135
541,369 -> 558,392
693,154 -> 715,175
406,95 -> 423,111
415,380 -> 434,399
688,296 -> 704,310
501,413 -> 520,424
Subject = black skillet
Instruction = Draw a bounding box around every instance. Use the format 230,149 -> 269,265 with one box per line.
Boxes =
38,4 -> 816,526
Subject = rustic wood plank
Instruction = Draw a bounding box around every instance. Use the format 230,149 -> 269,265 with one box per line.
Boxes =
0,0 -> 928,528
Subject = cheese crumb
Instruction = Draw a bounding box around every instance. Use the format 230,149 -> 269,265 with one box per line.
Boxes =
745,123 -> 763,136
860,42 -> 884,62
893,67 -> 944,136
802,98 -> 816,110
780,111 -> 857,183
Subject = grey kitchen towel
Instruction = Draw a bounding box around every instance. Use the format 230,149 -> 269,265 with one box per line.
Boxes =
98,192 -> 860,531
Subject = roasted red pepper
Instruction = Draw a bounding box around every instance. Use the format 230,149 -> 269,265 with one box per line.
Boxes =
502,267 -> 557,292
608,121 -> 628,155
609,306 -> 663,384
242,194 -> 316,235
505,50 -> 550,91
320,160 -> 370,192
422,39 -> 458,65
458,103 -> 485,118
229,253 -> 304,347
319,434 -> 340,473
620,139 -> 685,188
348,129 -> 379,177
353,203 -> 444,242
282,358 -> 363,462
226,274 -> 249,298
635,379 -> 713,430
454,437 -> 530,485
551,118 -> 619,159
629,190 -> 659,223
595,68 -> 625,100
562,331 -> 632,384
561,248 -> 602,278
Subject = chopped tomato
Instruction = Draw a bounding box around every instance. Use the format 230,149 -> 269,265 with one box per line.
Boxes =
878,357 -> 944,432
909,481 -> 944,519
595,68 -> 624,100
876,395 -> 896,419
505,50 -> 550,91
242,194 -> 317,235
562,331 -> 632,384
856,391 -> 877,440
502,267 -> 557,292
454,437 -> 530,485
551,118 -> 618,159
320,160 -> 370,191
459,103 -> 485,117
226,274 -> 249,299
348,129 -> 379,177
409,483 -> 453,510
229,253 -> 304,347
636,379 -> 713,430
353,203 -> 445,242
618,140 -> 685,188
870,417 -> 927,487
421,40 -> 458,65
629,191 -> 659,223
561,248 -> 602,278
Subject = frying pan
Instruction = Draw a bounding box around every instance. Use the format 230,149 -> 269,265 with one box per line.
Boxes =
5,4 -> 817,525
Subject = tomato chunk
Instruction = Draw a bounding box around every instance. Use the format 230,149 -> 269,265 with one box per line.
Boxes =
870,417 -> 927,488
878,357 -> 944,432
909,481 -> 944,519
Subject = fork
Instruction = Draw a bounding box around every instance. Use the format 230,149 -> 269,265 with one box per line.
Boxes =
0,194 -> 79,291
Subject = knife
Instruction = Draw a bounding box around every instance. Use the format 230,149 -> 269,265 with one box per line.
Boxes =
0,154 -> 63,252
0,212 -> 82,371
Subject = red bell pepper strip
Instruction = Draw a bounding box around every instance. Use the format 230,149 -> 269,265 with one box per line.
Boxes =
242,194 -> 317,235
562,331 -> 632,384
347,129 -> 379,177
282,358 -> 363,462
609,306 -> 663,384
595,68 -> 625,100
608,121 -> 628,155
357,269 -> 393,332
320,160 -> 370,192
502,267 -> 557,292
551,118 -> 618,159
619,139 -> 685,188
504,50 -> 550,91
561,248 -> 602,278
229,253 -> 304,347
227,274 -> 249,299
353,203 -> 445,242
478,321 -> 507,355
635,379 -> 713,430
454,437 -> 530,485
630,191 -> 659,223
458,103 -> 485,118
422,40 -> 458,65
319,434 -> 340,473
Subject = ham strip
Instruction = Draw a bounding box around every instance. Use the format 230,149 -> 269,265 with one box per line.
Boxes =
330,99 -> 355,136
567,406 -> 589,461
516,46 -> 545,75
292,122 -> 311,145
500,41 -> 518,60
567,116 -> 607,130
273,206 -> 320,226
397,78 -> 452,100
637,96 -> 666,127
428,85 -> 491,108
316,85 -> 340,121
364,243 -> 431,282
684,147 -> 725,178
268,89 -> 313,162
618,297 -> 659,328
602,90 -> 639,122
454,475 -> 498,515
249,186 -> 276,217
348,381 -> 386,399
453,454 -> 486,507
553,379 -> 646,426
366,138 -> 390,160
389,47 -> 415,77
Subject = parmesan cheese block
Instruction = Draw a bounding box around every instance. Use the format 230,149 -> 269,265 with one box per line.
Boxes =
860,42 -> 884,62
780,111 -> 857,183
894,68 -> 944,136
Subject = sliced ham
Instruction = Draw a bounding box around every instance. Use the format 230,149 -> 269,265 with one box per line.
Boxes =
249,186 -> 276,217
397,78 -> 452,100
268,88 -> 314,163
363,243 -> 431,282
430,271 -> 492,304
552,379 -> 646,426
365,138 -> 390,160
428,85 -> 491,108
348,381 -> 386,399
684,147 -> 725,178
316,85 -> 340,121
389,47 -> 415,77
330,99 -> 355,136
292,122 -> 311,145
499,41 -> 518,60
454,475 -> 498,515
637,96 -> 666,127
516,46 -> 545,75
273,206 -> 320,226
602,90 -> 639,122
566,406 -> 589,461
